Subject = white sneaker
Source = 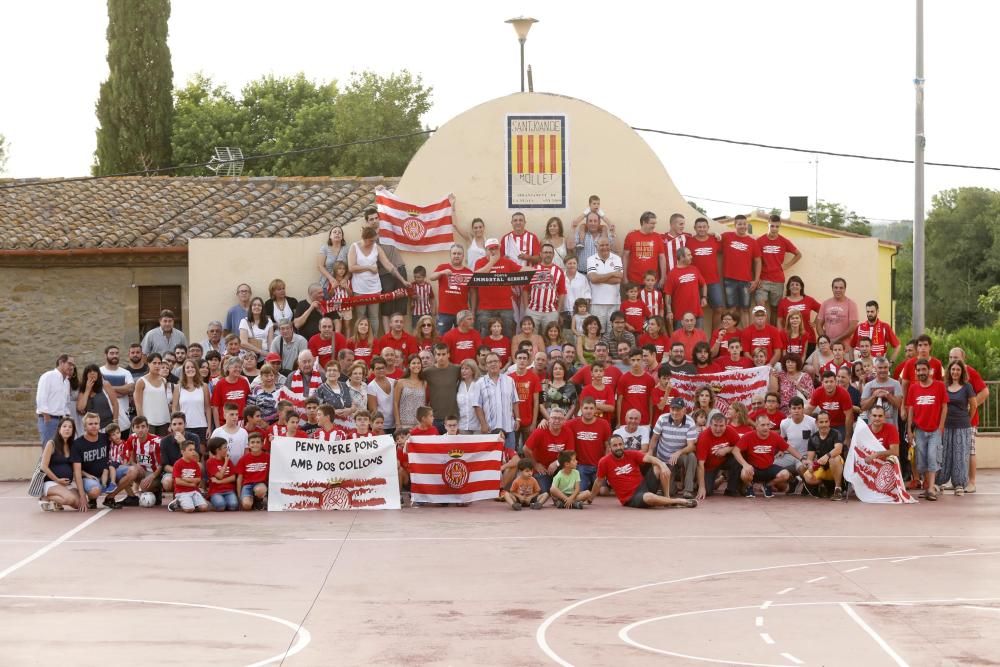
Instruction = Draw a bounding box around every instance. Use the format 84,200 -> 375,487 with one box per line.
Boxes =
941,482 -> 955,491
38,500 -> 55,512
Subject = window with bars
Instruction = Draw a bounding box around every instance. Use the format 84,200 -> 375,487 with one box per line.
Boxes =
138,285 -> 182,337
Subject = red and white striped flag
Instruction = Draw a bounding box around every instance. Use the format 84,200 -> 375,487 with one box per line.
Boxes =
668,366 -> 772,414
407,434 -> 503,504
376,190 -> 454,252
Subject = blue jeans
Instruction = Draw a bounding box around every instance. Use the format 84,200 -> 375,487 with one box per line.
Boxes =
38,415 -> 60,447
577,464 -> 597,493
706,282 -> 725,309
723,279 -> 751,309
210,491 -> 238,511
913,428 -> 942,474
436,313 -> 457,336
534,472 -> 553,494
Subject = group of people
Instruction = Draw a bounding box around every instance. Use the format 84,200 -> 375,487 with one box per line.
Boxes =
34,197 -> 988,512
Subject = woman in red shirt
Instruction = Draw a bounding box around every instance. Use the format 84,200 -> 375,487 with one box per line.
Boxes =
347,317 -> 376,369
782,310 -> 814,359
484,318 -> 512,369
710,311 -> 742,359
413,315 -> 438,352
727,401 -> 754,436
638,316 -> 671,363
777,275 -> 821,331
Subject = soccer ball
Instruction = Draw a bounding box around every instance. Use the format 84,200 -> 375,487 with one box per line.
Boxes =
138,492 -> 157,508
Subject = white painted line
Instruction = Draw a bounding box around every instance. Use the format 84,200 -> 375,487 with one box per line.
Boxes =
755,615 -> 764,627
760,600 -> 774,610
806,576 -> 827,583
945,548 -> 975,555
890,556 -> 918,564
964,605 -> 1000,612
781,653 -> 804,665
776,587 -> 795,595
759,632 -> 775,645
839,602 -> 910,667
0,509 -> 110,582
844,566 -> 869,573
0,496 -> 36,500
0,594 -> 310,665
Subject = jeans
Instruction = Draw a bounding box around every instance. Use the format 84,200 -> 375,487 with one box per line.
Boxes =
436,313 -> 457,336
913,428 -> 942,474
577,464 -> 597,493
37,415 -> 60,447
210,491 -> 238,511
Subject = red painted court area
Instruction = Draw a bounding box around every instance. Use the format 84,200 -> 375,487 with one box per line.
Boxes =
1,476 -> 999,666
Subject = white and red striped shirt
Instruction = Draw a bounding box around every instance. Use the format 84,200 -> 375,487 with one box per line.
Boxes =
663,232 -> 689,272
640,287 -> 664,318
285,370 -> 323,412
411,282 -> 433,317
527,263 -> 567,313
128,433 -> 161,470
502,231 -> 541,267
323,283 -> 350,315
312,426 -> 351,442
109,436 -> 134,464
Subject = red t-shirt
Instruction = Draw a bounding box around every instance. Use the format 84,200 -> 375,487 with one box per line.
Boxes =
566,417 -> 612,467
713,356 -> 755,372
211,376 -> 252,418
710,326 -> 742,352
617,372 -> 656,424
696,426 -> 742,471
808,386 -> 854,427
623,230 -> 666,283
740,324 -> 784,361
651,384 -> 679,425
899,357 -> 945,385
906,380 -> 948,432
783,331 -> 813,357
485,336 -> 511,367
347,338 -> 375,368
620,299 -> 650,334
375,331 -> 419,360
109,436 -> 134,465
967,365 -> 987,428
756,234 -> 798,283
685,235 -> 721,284
435,263 -> 473,315
473,256 -> 521,311
441,327 -> 482,364
130,432 -> 161,470
737,430 -> 788,469
850,319 -> 900,358
721,231 -> 761,281
664,265 -> 706,317
749,409 -> 783,431
408,425 -> 439,437
207,456 -> 236,495
777,296 -> 821,323
870,422 -> 900,449
637,333 -> 670,362
670,328 -> 708,362
172,457 -> 202,491
308,332 -> 348,370
580,383 -> 616,423
597,449 -> 647,505
511,369 -> 542,426
237,451 -> 270,485
525,425 -> 576,468
572,364 -> 622,391
396,446 -> 409,469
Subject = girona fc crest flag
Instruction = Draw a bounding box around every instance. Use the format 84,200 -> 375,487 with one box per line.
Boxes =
407,434 -> 503,504
376,190 -> 454,252
844,421 -> 916,504
667,366 -> 772,413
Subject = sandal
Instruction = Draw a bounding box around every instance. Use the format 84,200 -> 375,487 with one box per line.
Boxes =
925,488 -> 938,501
955,487 -> 965,496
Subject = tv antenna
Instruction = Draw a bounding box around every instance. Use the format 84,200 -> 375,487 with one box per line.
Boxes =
206,147 -> 245,177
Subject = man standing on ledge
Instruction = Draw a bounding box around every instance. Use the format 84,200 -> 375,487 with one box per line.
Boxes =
36,354 -> 74,447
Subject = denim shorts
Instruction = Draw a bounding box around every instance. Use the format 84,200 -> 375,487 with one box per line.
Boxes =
755,280 -> 784,307
81,477 -> 102,494
577,464 -> 597,492
240,483 -> 266,498
210,491 -> 238,510
723,279 -> 751,308
706,282 -> 725,309
913,428 -> 942,474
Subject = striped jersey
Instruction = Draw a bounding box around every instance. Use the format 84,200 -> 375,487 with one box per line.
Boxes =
502,231 -> 541,267
662,232 -> 689,272
411,282 -> 433,317
527,263 -> 567,313
640,287 -> 664,318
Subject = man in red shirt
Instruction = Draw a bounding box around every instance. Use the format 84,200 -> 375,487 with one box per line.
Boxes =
510,349 -> 542,445
749,392 -> 784,431
616,349 -> 655,425
664,247 -> 707,329
949,347 -> 989,493
687,217 -> 724,329
739,306 -> 783,367
695,412 -> 742,499
566,397 -> 612,492
713,339 -> 754,372
661,213 -> 689,273
525,407 -> 575,492
593,434 -> 697,508
571,342 -> 621,389
755,215 -> 801,324
899,333 -> 944,399
623,211 -> 667,287
865,404 -> 901,460
905,358 -> 948,500
721,214 -> 762,327
308,317 -> 348,370
474,238 -> 520,338
441,310 -> 482,364
211,357 -> 252,425
807,371 -> 855,441
375,313 -> 418,360
579,362 -> 616,423
851,300 -> 900,362
428,244 -> 473,335
731,413 -> 803,497
669,312 -> 708,362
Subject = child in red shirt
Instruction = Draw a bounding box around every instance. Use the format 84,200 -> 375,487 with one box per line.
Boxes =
206,437 -> 238,511
168,442 -> 208,513
640,271 -> 664,318
409,406 -> 439,437
620,283 -> 651,335
237,432 -> 270,511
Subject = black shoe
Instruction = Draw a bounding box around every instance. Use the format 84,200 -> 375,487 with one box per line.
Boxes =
88,499 -> 98,510
253,497 -> 265,511
154,491 -> 163,506
103,496 -> 121,510
786,478 -> 800,495
744,487 -> 756,498
763,485 -> 774,498
123,495 -> 140,507
723,490 -> 742,497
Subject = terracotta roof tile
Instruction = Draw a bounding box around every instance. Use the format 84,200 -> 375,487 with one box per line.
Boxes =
0,176 -> 397,250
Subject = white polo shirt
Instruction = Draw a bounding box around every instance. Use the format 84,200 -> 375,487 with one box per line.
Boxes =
586,252 -> 623,306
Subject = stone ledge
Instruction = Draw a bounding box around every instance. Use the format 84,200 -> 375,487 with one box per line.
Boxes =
0,441 -> 40,481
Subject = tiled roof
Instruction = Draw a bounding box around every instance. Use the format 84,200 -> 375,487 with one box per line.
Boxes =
0,176 -> 398,250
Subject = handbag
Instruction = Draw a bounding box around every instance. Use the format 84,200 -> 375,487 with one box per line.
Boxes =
27,458 -> 46,498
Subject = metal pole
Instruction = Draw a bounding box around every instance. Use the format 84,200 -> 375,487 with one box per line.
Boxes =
912,0 -> 925,334
519,39 -> 526,92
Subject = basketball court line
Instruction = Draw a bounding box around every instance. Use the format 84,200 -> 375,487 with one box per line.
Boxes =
0,508 -> 110,582
839,602 -> 910,667
0,594 -> 311,666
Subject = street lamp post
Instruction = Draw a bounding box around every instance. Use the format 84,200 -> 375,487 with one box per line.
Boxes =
505,16 -> 538,92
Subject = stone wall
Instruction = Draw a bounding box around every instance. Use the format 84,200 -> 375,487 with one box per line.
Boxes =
0,261 -> 188,443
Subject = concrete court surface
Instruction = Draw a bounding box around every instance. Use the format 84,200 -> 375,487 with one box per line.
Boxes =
0,475 -> 998,667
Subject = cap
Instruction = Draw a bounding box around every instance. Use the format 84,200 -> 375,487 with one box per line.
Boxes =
265,352 -> 281,364
670,397 -> 686,409
485,237 -> 500,249
752,305 -> 767,315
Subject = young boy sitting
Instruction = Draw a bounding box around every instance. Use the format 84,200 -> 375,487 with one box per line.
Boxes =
504,458 -> 549,511
206,437 -> 238,511
237,432 -> 270,511
168,442 -> 208,513
550,450 -> 592,509
103,423 -> 127,494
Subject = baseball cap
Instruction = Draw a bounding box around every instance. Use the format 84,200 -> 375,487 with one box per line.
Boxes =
670,397 -> 686,409
752,305 -> 767,315
485,237 -> 500,249
265,352 -> 281,364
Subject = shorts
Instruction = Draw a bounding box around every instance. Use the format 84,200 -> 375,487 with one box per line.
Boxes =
43,480 -> 75,494
625,466 -> 663,508
810,462 -> 837,482
241,483 -> 267,498
81,478 -> 102,494
176,490 -> 208,511
723,279 -> 751,309
913,428 -> 942,474
114,464 -> 131,480
706,282 -> 725,309
754,280 -> 783,307
774,452 -> 803,475
751,464 -> 784,484
534,473 -> 552,494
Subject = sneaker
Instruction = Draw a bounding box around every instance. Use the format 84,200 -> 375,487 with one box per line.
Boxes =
88,499 -> 98,509
572,501 -> 584,509
511,502 -> 522,511
167,499 -> 180,512
763,486 -> 774,498
681,490 -> 694,500
966,483 -> 977,494
553,499 -> 566,508
154,491 -> 163,506
955,487 -> 965,496
941,482 -> 955,491
38,500 -> 56,512
831,487 -> 843,501
530,501 -> 542,510
786,478 -> 800,495
123,495 -> 139,507
103,483 -> 117,494
744,487 -> 756,498
103,496 -> 120,510
253,496 -> 266,510
723,490 -> 742,498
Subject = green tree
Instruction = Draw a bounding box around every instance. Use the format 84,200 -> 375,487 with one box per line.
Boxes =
808,200 -> 871,236
687,200 -> 707,215
93,0 -> 173,175
170,74 -> 246,172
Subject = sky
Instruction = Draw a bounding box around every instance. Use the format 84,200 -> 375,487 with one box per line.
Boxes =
1,0 -> 997,223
